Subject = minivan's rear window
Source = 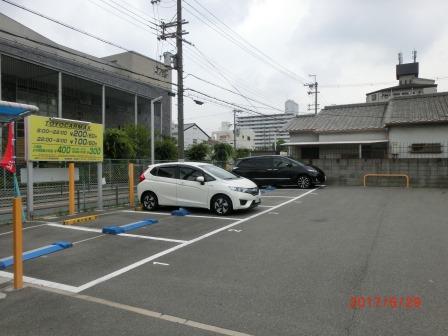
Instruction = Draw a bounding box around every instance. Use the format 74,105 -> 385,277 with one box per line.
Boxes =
156,166 -> 177,179
241,157 -> 272,168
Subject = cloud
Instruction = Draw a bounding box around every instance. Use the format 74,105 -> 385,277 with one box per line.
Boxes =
1,0 -> 448,134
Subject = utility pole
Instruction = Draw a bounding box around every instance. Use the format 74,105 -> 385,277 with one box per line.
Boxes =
233,109 -> 242,150
158,0 -> 191,160
304,74 -> 319,115
176,0 -> 184,160
232,109 -> 239,150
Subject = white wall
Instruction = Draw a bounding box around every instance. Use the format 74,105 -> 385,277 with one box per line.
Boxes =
319,131 -> 387,142
184,125 -> 209,148
211,129 -> 255,149
389,124 -> 448,158
289,132 -> 318,142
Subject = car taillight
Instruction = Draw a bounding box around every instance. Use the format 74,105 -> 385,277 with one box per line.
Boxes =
139,172 -> 145,182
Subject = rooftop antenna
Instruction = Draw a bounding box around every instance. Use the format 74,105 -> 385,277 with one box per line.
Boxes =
412,50 -> 417,63
398,52 -> 403,65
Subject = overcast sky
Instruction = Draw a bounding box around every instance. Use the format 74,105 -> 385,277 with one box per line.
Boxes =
1,0 -> 448,133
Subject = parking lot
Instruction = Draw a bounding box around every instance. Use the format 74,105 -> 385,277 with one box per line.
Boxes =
1,186 -> 448,335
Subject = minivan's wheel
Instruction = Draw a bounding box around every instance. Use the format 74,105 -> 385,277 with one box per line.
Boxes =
211,195 -> 233,216
141,191 -> 158,211
297,175 -> 312,189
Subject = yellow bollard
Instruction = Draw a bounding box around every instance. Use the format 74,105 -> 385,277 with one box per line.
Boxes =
128,163 -> 135,208
68,162 -> 75,215
13,197 -> 23,289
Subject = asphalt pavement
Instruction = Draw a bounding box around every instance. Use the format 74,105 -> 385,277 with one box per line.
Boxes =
1,186 -> 447,335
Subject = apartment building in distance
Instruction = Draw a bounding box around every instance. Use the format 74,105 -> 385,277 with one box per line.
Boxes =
236,100 -> 298,149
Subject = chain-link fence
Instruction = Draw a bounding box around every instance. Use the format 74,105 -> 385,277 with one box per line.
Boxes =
2,149 -> 445,225
0,158 -> 232,225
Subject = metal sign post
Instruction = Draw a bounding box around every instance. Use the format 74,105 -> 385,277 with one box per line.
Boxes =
25,115 -> 104,215
13,197 -> 23,289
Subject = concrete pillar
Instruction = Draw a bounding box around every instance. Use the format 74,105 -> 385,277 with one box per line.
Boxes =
97,162 -> 103,211
26,161 -> 33,220
58,72 -> 62,118
102,85 -> 106,126
358,143 -> 362,159
160,101 -> 163,135
134,95 -> 138,126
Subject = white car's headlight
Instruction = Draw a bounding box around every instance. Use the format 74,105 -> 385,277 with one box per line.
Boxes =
228,186 -> 247,193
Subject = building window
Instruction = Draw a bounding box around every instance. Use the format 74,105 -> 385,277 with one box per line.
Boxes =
371,94 -> 377,101
193,139 -> 197,144
410,143 -> 442,154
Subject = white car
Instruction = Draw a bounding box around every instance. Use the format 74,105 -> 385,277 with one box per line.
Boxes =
137,162 -> 261,216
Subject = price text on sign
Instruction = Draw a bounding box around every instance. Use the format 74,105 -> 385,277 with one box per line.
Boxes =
26,115 -> 103,162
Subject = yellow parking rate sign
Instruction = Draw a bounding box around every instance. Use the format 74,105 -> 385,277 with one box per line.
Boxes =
25,115 -> 103,162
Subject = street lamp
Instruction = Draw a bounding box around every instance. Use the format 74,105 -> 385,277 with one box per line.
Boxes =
151,96 -> 163,165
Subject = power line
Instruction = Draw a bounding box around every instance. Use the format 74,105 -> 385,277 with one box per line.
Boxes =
183,45 -> 277,103
91,0 -> 159,38
0,28 -> 175,91
1,0 -> 132,52
0,4 -> 405,123
184,0 -> 307,84
182,2 -> 301,84
100,0 -> 160,29
185,73 -> 284,113
189,45 -> 261,113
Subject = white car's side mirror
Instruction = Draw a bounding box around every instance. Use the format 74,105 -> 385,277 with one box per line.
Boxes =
196,176 -> 205,184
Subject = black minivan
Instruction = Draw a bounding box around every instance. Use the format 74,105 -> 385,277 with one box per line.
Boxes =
232,155 -> 325,189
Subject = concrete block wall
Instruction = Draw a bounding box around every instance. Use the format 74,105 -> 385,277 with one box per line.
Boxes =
307,159 -> 448,188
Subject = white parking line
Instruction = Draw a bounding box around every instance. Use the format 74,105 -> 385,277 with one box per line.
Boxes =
72,234 -> 105,245
75,188 -> 317,293
153,262 -> 169,266
45,223 -> 186,244
260,195 -> 295,198
8,188 -> 318,294
118,233 -> 186,244
45,223 -> 102,233
258,205 -> 274,208
0,223 -> 47,237
0,271 -> 78,293
122,210 -> 237,221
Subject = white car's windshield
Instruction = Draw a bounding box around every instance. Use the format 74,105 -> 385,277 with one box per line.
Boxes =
200,164 -> 238,180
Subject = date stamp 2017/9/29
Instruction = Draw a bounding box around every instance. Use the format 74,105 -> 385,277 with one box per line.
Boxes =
349,296 -> 422,309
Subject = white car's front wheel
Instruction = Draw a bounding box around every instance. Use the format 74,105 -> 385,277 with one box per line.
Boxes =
211,195 -> 233,216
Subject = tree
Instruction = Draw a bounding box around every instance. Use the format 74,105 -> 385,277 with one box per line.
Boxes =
155,136 -> 178,161
234,148 -> 251,159
274,139 -> 286,153
123,125 -> 151,158
212,143 -> 234,162
104,128 -> 135,159
186,143 -> 210,161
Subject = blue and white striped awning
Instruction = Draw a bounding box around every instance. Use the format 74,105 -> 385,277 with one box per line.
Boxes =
0,101 -> 39,123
